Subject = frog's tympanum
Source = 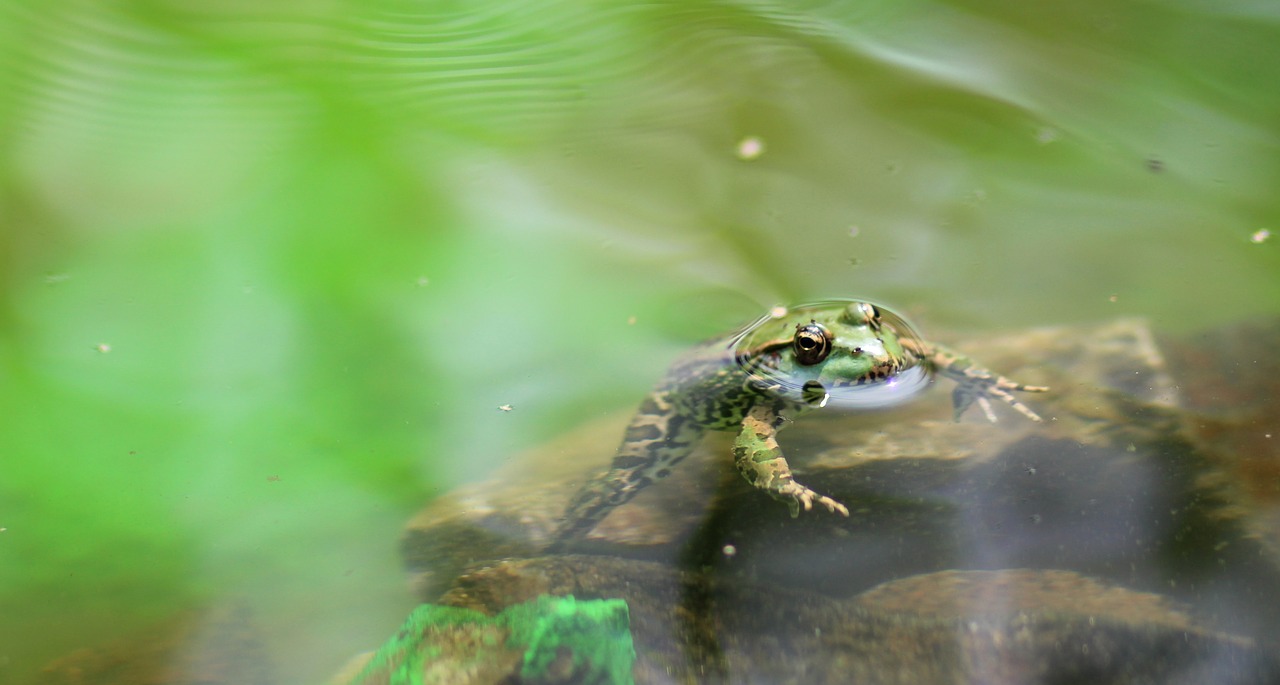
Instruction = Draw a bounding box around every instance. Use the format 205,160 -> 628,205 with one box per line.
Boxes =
549,301 -> 1047,548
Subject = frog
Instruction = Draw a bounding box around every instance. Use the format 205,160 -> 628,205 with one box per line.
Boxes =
547,300 -> 1047,550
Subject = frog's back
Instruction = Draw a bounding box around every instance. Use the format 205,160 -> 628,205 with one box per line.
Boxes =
652,339 -> 772,432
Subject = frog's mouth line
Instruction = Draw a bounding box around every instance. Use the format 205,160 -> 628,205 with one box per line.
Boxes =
782,365 -> 932,411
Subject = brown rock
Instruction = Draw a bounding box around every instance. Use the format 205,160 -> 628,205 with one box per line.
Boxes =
397,317 -> 1280,684
36,604 -> 273,685
436,557 -> 1274,685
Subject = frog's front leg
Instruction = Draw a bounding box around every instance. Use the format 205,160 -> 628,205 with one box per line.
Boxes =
733,405 -> 850,518
903,339 -> 1049,423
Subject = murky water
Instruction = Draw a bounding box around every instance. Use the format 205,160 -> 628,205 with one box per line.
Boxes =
1,1 -> 1277,683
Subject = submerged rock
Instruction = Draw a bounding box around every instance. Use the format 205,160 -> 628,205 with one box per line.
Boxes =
394,317 -> 1280,684
435,557 -> 1273,685
35,604 -> 274,685
1158,317 -> 1280,567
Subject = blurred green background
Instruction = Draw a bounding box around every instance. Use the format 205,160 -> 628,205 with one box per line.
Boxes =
1,0 -> 1277,682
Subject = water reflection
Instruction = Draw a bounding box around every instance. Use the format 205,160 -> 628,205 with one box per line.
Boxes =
5,0 -> 1279,683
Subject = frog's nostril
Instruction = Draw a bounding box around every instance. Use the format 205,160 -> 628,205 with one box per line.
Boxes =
801,380 -> 828,407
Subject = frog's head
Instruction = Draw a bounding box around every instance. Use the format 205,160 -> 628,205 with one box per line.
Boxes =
733,300 -> 930,409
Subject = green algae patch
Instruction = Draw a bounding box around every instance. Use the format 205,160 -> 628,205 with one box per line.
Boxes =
346,596 -> 634,685
501,595 -> 635,684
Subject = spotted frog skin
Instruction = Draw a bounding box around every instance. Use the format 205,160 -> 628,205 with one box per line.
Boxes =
548,300 -> 1047,549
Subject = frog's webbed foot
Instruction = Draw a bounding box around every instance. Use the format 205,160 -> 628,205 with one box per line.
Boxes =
952,373 -> 1049,423
735,405 -> 850,519
908,341 -> 1048,423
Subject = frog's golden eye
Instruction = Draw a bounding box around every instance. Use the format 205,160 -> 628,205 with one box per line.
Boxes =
793,322 -> 832,365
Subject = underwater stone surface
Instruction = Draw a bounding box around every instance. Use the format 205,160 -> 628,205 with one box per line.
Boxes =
35,605 -> 274,685
396,318 -> 1280,684
437,557 -> 1275,685
1157,318 -> 1280,568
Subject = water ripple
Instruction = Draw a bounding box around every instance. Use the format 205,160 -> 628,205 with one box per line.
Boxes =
0,0 -> 1062,151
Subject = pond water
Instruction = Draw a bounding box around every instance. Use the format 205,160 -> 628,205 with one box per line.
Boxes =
1,1 -> 1277,683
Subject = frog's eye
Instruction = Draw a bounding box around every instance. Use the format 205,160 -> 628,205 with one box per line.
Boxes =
793,322 -> 832,365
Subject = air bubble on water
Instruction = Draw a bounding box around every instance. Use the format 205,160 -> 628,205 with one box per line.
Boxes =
736,136 -> 764,160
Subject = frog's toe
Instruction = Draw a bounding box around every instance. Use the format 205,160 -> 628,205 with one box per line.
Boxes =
819,496 -> 850,517
976,396 -> 999,423
988,385 -> 1044,422
954,377 -> 1047,423
793,484 -> 849,516
1009,401 -> 1044,422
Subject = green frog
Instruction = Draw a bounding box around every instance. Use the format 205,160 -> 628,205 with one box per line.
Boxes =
548,300 -> 1047,549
